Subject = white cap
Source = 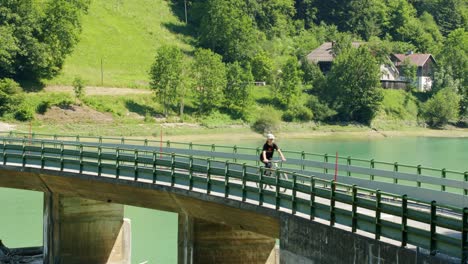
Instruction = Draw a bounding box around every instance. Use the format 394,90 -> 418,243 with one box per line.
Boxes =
266,133 -> 275,140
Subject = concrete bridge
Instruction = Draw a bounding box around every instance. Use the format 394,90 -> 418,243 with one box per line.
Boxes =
0,134 -> 466,264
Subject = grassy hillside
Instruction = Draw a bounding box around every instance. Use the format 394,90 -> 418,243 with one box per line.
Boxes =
47,0 -> 193,88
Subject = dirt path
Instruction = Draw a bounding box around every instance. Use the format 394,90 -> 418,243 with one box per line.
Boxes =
0,122 -> 16,132
45,85 -> 152,95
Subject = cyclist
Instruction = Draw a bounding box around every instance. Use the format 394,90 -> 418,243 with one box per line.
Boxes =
260,133 -> 286,169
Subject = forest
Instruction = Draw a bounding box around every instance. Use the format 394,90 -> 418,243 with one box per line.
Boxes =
0,0 -> 467,130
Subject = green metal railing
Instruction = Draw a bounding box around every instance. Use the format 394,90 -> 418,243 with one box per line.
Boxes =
2,132 -> 467,200
0,137 -> 466,262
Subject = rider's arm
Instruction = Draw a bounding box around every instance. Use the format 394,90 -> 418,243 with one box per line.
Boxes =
277,149 -> 286,161
262,151 -> 268,162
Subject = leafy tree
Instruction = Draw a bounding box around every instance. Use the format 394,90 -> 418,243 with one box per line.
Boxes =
300,57 -> 324,90
149,46 -> 184,117
199,0 -> 256,62
0,0 -> 89,81
72,77 -> 86,100
399,58 -> 417,89
421,88 -> 461,127
294,0 -> 316,29
191,48 -> 227,113
274,57 -> 303,107
251,52 -> 273,83
0,78 -> 22,116
225,62 -> 254,118
325,46 -> 383,124
245,0 -> 296,38
411,0 -> 467,36
347,0 -> 389,40
306,95 -> 337,121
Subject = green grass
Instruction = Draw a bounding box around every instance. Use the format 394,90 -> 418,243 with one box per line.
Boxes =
372,89 -> 420,129
47,0 -> 193,88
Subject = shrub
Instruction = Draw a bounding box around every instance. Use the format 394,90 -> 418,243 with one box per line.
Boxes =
14,107 -> 34,121
306,95 -> 336,121
282,105 -> 313,122
421,88 -> 461,127
0,78 -> 22,116
251,106 -> 281,134
200,110 -> 238,128
72,76 -> 86,100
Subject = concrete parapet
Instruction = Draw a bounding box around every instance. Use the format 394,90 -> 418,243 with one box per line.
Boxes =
44,194 -> 130,264
178,214 -> 276,264
279,215 -> 459,264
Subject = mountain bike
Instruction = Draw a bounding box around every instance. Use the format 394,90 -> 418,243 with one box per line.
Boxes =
257,160 -> 288,192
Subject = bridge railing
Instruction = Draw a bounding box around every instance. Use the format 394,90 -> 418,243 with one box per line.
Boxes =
1,132 -> 467,207
0,137 -> 467,261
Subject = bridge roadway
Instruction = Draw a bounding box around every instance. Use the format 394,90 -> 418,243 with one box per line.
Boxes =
0,136 -> 465,263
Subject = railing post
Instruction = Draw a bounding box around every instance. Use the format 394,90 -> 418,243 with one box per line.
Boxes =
393,162 -> 399,184
99,136 -> 102,144
97,146 -> 102,176
310,176 -> 315,220
461,207 -> 468,262
465,172 -> 468,196
301,151 -> 305,171
275,169 -> 280,210
188,156 -> 193,191
370,159 -> 375,180
292,173 -> 297,215
189,142 -> 193,150
76,135 -> 80,143
430,200 -> 437,255
242,163 -> 247,202
224,161 -> 230,198
144,139 -> 148,147
40,142 -> 45,169
206,159 -> 211,194
115,147 -> 120,179
351,185 -> 357,232
134,150 -> 139,181
166,140 -> 171,148
324,154 -> 328,174
346,156 -> 352,176
120,137 -> 125,144
417,165 -> 422,187
441,168 -> 446,191
170,153 -> 175,187
2,139 -> 6,166
152,151 -> 157,183
211,144 -> 215,160
79,145 -> 83,174
401,194 -> 408,247
233,145 -> 237,163
256,147 -> 260,166
259,167 -> 264,206
60,143 -> 64,171
330,180 -> 336,226
375,190 -> 381,240
22,140 -> 26,167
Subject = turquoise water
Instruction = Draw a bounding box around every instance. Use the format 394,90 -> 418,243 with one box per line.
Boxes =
0,136 -> 466,263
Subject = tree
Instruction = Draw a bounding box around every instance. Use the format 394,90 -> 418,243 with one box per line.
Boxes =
325,46 -> 383,124
251,52 -> 273,83
399,58 -> 417,89
149,46 -> 184,117
0,0 -> 89,81
274,57 -> 303,107
191,49 -> 227,113
225,62 -> 254,118
199,0 -> 256,62
245,0 -> 296,38
0,78 -> 22,116
347,0 -> 389,40
72,77 -> 86,101
421,88 -> 461,127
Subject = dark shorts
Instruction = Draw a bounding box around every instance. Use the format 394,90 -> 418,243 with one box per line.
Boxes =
261,161 -> 272,169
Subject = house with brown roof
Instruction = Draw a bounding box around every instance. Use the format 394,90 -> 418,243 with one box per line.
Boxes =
390,52 -> 436,91
306,42 -> 400,87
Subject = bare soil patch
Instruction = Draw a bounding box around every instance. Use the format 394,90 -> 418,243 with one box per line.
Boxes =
37,105 -> 114,123
45,85 -> 152,96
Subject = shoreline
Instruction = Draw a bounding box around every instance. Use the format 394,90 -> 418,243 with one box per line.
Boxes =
6,121 -> 468,141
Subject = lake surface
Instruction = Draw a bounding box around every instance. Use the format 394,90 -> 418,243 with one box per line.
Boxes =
1,136 -> 466,263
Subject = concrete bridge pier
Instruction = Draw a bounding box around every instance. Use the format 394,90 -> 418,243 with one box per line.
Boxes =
178,214 -> 278,264
43,194 -> 131,264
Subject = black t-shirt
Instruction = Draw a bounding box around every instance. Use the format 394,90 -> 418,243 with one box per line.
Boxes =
259,143 -> 279,161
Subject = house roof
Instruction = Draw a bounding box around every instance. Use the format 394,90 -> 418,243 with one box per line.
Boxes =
306,42 -> 362,63
392,53 -> 435,67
